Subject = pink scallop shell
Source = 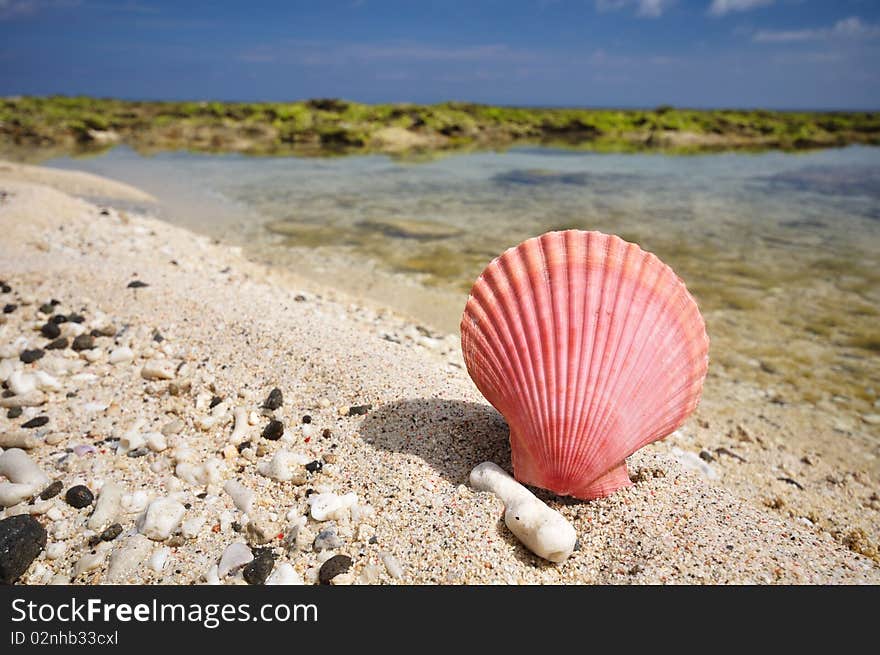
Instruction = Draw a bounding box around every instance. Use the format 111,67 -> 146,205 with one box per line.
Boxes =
461,230 -> 709,500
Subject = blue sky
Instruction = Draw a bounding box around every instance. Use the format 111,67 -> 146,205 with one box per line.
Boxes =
1,0 -> 879,108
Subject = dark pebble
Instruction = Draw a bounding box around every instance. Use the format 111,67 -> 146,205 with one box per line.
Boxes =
7,406 -> 22,419
100,523 -> 123,542
0,515 -> 47,584
41,322 -> 61,339
22,416 -> 49,429
294,294 -> 306,302
368,536 -> 379,545
0,284 -> 10,293
152,330 -> 164,342
38,303 -> 54,314
50,314 -> 68,324
46,337 -> 68,350
305,460 -> 323,474
65,485 -> 94,509
2,303 -> 16,314
243,551 -> 275,585
19,349 -> 44,364
347,404 -> 372,416
39,480 -> 63,500
263,387 -> 283,410
209,395 -> 223,409
127,280 -> 149,288
71,334 -> 94,351
50,299 -> 60,305
236,440 -> 252,454
92,325 -> 116,337
318,554 -> 352,584
261,419 -> 284,441
67,313 -> 84,323
127,448 -> 149,458
322,428 -> 332,439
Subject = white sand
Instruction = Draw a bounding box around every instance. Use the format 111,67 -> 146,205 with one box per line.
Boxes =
0,163 -> 877,584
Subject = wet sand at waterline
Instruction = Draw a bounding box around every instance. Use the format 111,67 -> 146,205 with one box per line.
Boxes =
0,160 -> 877,584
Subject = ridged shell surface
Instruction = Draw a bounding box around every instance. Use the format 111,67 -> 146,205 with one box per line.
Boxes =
461,230 -> 709,499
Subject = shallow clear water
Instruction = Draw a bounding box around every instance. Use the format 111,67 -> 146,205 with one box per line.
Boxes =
46,145 -> 880,416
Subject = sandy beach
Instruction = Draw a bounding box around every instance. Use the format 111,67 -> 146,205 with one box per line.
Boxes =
0,161 -> 878,584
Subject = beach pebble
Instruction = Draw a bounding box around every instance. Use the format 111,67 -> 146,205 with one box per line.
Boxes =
469,461 -> 577,564
245,517 -> 278,545
137,497 -> 185,540
257,450 -> 308,483
229,407 -> 249,444
108,347 -> 134,364
308,492 -> 358,521
161,419 -> 184,436
381,552 -> 404,580
149,547 -> 170,573
121,490 -> 150,515
318,554 -> 352,585
243,550 -> 274,585
266,562 -> 304,585
313,528 -> 343,552
8,370 -> 36,395
223,480 -> 255,514
218,542 -> 253,578
87,482 -> 124,530
45,337 -> 68,350
73,544 -> 110,578
71,334 -> 94,352
140,360 -> 175,380
40,322 -> 60,339
181,515 -> 205,539
65,485 -> 94,509
0,514 -> 47,584
39,480 -> 63,500
0,448 -> 50,507
106,534 -> 152,583
0,431 -> 39,449
19,349 -> 44,364
145,432 -> 167,452
673,447 -> 719,481
45,542 -> 66,560
262,388 -> 283,410
21,416 -> 49,429
261,419 -> 284,441
347,404 -> 372,416
0,391 -> 47,408
33,371 -> 61,392
99,523 -> 123,542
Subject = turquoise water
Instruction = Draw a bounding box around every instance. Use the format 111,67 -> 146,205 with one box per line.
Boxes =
46,145 -> 880,415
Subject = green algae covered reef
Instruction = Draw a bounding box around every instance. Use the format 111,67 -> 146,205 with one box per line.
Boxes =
2,96 -> 880,159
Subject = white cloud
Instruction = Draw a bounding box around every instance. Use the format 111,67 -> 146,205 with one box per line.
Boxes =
0,0 -> 79,19
753,16 -> 880,43
753,28 -> 816,43
708,0 -> 773,17
595,0 -> 675,19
